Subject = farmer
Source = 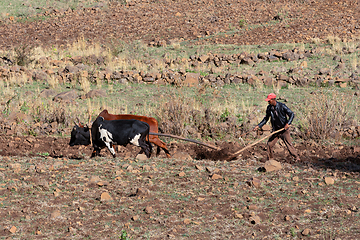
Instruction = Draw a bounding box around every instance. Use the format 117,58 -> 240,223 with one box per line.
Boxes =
253,93 -> 300,162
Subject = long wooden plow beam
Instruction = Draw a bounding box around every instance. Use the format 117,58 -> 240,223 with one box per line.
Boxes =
149,132 -> 221,151
225,128 -> 285,161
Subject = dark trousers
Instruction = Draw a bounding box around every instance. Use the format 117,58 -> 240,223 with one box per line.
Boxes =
267,128 -> 299,159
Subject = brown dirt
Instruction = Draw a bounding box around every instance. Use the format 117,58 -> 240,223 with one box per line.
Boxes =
0,0 -> 359,49
0,134 -> 360,239
1,133 -> 359,172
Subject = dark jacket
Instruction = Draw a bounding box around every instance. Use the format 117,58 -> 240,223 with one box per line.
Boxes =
258,101 -> 295,131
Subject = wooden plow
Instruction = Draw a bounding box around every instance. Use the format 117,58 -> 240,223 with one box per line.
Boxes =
149,132 -> 221,151
224,128 -> 285,161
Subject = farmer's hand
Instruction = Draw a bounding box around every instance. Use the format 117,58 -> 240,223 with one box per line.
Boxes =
284,123 -> 290,130
253,126 -> 259,131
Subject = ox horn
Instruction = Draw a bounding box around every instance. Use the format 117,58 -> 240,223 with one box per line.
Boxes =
76,117 -> 84,128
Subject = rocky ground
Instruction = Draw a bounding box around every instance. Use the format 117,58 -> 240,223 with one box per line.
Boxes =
0,0 -> 359,49
0,0 -> 360,239
0,134 -> 360,239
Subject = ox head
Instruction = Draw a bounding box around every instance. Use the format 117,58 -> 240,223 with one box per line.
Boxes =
69,124 -> 91,146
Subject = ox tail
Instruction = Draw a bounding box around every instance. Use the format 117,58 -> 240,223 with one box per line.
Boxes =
149,132 -> 220,150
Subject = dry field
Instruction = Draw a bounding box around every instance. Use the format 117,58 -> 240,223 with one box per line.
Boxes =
0,135 -> 359,239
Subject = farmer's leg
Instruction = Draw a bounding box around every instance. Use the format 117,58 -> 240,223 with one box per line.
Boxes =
267,134 -> 279,159
281,129 -> 300,160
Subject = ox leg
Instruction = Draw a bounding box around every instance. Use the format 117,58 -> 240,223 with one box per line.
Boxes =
162,148 -> 171,158
132,133 -> 152,158
156,147 -> 161,156
147,141 -> 153,158
91,147 -> 101,158
152,138 -> 171,158
138,140 -> 152,158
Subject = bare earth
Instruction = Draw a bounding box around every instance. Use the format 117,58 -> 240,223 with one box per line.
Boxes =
0,0 -> 359,49
0,0 -> 360,239
0,133 -> 360,239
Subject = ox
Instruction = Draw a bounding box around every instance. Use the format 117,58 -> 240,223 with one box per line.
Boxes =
69,116 -> 152,158
97,110 -> 171,158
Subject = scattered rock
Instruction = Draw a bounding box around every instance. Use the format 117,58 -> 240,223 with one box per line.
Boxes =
54,188 -> 61,197
172,151 -> 192,160
183,219 -> 191,224
248,204 -> 258,210
144,206 -> 153,214
304,209 -> 311,213
84,89 -> 106,99
9,226 -> 16,234
39,89 -> 56,98
50,209 -> 61,219
136,154 -> 148,161
135,187 -> 150,196
97,181 -> 109,186
247,177 -> 261,188
249,215 -> 261,224
324,177 -> 335,185
264,159 -> 282,172
302,228 -> 311,236
100,192 -> 113,202
195,165 -> 203,171
53,90 -> 78,102
211,173 -> 223,180
88,175 -> 101,184
141,165 -> 151,171
184,72 -> 200,87
68,227 -> 76,234
126,165 -> 134,171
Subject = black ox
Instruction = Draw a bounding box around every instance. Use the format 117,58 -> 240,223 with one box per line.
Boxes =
69,116 -> 152,158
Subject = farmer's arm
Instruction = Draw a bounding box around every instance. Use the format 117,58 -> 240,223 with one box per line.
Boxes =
254,107 -> 270,131
283,104 -> 295,130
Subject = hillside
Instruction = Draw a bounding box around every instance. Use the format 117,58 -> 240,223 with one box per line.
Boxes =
0,0 -> 359,49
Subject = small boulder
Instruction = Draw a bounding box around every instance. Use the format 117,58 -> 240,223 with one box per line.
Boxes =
100,192 -> 113,202
211,173 -> 223,180
249,215 -> 261,224
264,160 -> 282,172
84,89 -> 106,99
324,177 -> 335,185
53,90 -> 78,102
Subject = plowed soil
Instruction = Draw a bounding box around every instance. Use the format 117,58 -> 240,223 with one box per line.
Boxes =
1,133 -> 360,172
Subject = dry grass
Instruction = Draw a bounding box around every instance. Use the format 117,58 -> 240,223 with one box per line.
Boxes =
79,74 -> 91,93
0,37 -> 359,142
294,89 -> 358,140
48,75 -> 59,89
